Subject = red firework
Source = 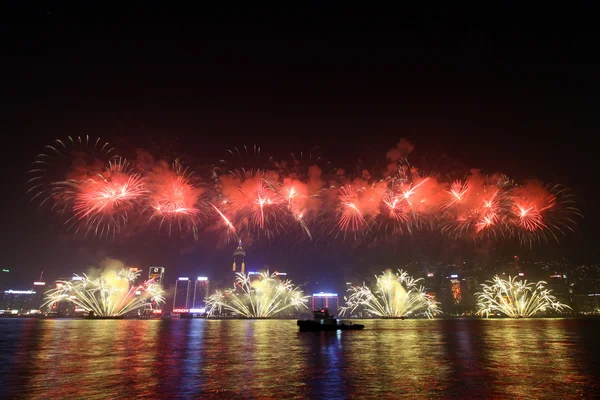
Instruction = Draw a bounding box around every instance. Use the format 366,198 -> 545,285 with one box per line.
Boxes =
147,160 -> 203,239
71,159 -> 146,237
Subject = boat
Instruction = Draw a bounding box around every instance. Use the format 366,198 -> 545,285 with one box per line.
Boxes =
297,309 -> 365,332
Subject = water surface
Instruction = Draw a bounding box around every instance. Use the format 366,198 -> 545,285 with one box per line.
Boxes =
1,318 -> 598,399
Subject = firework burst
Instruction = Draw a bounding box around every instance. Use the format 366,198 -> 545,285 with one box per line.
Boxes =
43,268 -> 165,317
27,139 -> 581,246
340,270 -> 441,318
27,135 -> 117,208
205,271 -> 308,318
147,160 -> 204,239
68,159 -> 147,237
475,275 -> 571,318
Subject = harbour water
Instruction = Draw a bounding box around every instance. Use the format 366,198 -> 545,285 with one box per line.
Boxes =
1,318 -> 599,399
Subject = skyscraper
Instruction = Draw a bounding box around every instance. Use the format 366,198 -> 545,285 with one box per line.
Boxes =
191,277 -> 209,310
173,277 -> 191,312
149,266 -> 165,284
232,240 -> 246,274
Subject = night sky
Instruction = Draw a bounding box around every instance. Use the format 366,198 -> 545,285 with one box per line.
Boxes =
1,3 -> 598,288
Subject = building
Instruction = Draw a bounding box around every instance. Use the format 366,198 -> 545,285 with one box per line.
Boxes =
0,290 -> 36,314
439,273 -> 463,316
312,292 -> 339,311
31,281 -> 47,310
191,277 -> 210,311
173,277 -> 191,313
548,273 -> 571,305
424,272 -> 439,303
232,241 -> 246,274
149,266 -> 165,285
247,270 -> 286,282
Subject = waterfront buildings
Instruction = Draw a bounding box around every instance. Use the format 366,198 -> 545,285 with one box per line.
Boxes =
191,277 -> 209,311
0,290 -> 36,314
312,292 -> 339,311
149,266 -> 165,285
173,277 -> 191,313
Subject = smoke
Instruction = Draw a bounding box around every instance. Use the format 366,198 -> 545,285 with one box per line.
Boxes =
386,138 -> 414,174
135,149 -> 156,172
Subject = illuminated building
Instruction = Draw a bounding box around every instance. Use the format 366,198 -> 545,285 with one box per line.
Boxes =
548,273 -> 571,305
192,277 -> 210,309
248,270 -> 286,283
248,271 -> 260,282
424,273 -> 438,303
149,266 -> 165,285
312,292 -> 338,311
232,241 -> 246,274
31,282 -> 46,310
0,290 -> 36,314
449,274 -> 462,304
173,277 -> 191,312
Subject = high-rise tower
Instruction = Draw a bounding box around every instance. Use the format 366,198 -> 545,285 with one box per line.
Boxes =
149,267 -> 165,285
232,240 -> 247,274
173,277 -> 191,312
192,277 -> 209,310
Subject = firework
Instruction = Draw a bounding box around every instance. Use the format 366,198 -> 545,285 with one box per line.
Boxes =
27,135 -> 117,208
205,271 -> 308,318
475,275 -> 571,318
27,139 -> 580,247
147,160 -> 204,239
340,270 -> 440,318
507,183 -> 579,246
43,268 -> 165,317
218,171 -> 289,239
69,159 -> 147,237
210,203 -> 240,243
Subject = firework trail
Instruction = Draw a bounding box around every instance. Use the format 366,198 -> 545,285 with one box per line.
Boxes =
475,275 -> 571,318
340,269 -> 441,318
210,203 -> 240,243
205,271 -> 308,318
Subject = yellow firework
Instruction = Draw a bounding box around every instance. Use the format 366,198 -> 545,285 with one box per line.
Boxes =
205,271 -> 308,318
340,269 -> 440,318
43,268 -> 165,317
476,275 -> 571,318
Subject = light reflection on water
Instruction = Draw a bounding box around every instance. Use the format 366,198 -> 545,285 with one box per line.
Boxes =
1,319 -> 599,399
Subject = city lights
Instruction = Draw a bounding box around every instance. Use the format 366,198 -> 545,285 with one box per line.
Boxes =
312,292 -> 338,297
4,290 -> 35,295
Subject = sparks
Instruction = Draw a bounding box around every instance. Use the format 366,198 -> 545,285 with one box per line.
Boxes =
340,270 -> 441,318
476,275 -> 571,318
205,271 -> 308,318
43,268 -> 165,317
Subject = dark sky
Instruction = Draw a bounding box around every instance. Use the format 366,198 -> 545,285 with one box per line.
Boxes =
1,3 -> 598,288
